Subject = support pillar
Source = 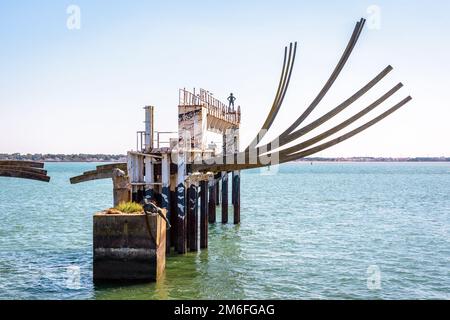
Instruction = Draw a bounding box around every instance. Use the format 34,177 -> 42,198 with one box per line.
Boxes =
144,156 -> 154,199
200,180 -> 208,248
187,183 -> 198,252
221,172 -> 228,224
161,154 -> 171,254
208,178 -> 216,223
176,160 -> 187,254
215,179 -> 221,205
232,171 -> 241,224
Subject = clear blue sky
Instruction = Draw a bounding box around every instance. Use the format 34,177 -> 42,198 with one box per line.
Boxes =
1,0 -> 449,156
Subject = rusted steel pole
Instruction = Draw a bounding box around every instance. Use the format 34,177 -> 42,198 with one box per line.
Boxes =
200,180 -> 208,249
187,183 -> 198,252
208,178 -> 216,223
232,171 -> 241,224
221,172 -> 228,224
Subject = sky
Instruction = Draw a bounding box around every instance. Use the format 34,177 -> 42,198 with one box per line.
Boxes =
0,0 -> 449,157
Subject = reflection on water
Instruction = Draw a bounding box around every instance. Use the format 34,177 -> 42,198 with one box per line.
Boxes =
0,162 -> 449,299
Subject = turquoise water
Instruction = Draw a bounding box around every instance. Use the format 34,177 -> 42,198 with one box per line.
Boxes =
0,162 -> 449,300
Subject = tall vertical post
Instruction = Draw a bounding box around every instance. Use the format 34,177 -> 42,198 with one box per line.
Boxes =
232,171 -> 241,224
176,154 -> 187,254
144,156 -> 154,199
200,180 -> 208,248
215,179 -> 220,205
161,153 -> 171,254
187,183 -> 198,252
208,177 -> 216,223
144,106 -> 154,152
221,172 -> 228,224
127,153 -> 138,202
232,127 -> 241,224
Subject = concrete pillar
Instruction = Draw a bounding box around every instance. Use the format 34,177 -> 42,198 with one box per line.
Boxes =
93,210 -> 167,281
144,156 -> 154,199
112,168 -> 131,207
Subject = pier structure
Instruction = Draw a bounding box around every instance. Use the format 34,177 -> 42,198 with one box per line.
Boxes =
68,18 -> 413,282
127,88 -> 242,255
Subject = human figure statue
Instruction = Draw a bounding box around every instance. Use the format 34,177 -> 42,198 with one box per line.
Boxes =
227,93 -> 236,110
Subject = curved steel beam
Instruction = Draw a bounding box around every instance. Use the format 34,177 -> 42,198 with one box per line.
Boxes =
194,95 -> 411,172
253,64 -> 393,155
203,64 -> 393,168
239,18 -> 365,159
244,42 -> 297,151
276,82 -> 404,156
281,96 -> 412,162
279,18 -> 365,139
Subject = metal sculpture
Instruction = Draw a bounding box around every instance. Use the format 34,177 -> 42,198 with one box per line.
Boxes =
193,18 -> 412,172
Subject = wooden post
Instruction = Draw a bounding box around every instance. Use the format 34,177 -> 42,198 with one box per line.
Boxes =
161,154 -> 171,254
208,178 -> 216,223
221,172 -> 228,224
232,171 -> 241,224
200,180 -> 208,248
187,183 -> 198,252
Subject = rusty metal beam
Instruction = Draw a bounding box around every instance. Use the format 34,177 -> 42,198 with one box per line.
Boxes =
0,165 -> 47,175
0,160 -> 45,169
69,163 -> 128,184
0,169 -> 50,182
70,170 -> 115,184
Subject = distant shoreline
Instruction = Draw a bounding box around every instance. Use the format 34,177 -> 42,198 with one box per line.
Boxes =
1,154 -> 449,163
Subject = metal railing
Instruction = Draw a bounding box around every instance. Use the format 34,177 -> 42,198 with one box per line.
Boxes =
137,131 -> 178,151
179,88 -> 241,124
